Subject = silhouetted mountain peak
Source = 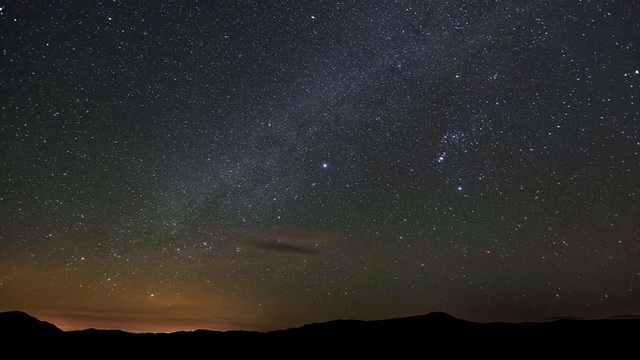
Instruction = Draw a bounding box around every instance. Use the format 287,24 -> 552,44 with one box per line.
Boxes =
0,310 -> 63,337
421,311 -> 459,321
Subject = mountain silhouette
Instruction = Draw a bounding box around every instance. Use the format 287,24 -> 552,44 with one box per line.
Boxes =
1,310 -> 637,355
0,311 -> 63,338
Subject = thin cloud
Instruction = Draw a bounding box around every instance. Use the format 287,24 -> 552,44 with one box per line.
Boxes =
242,227 -> 338,258
248,241 -> 320,256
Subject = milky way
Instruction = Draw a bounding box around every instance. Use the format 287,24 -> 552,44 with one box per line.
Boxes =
1,1 -> 639,332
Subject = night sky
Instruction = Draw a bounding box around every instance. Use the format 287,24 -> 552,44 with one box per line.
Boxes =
1,1 -> 639,333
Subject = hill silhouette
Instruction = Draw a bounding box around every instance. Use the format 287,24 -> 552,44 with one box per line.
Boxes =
1,310 -> 637,354
0,311 -> 63,338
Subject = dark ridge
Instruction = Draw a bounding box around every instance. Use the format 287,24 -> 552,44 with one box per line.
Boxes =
609,314 -> 640,319
543,316 -> 586,321
1,310 -> 638,354
0,311 -> 63,337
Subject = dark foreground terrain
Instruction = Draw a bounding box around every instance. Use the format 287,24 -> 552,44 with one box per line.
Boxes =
1,310 -> 637,355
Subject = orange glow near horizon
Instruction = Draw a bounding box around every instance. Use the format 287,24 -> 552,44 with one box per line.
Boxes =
32,311 -> 257,333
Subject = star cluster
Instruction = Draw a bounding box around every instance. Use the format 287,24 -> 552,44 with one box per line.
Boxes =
1,1 -> 638,332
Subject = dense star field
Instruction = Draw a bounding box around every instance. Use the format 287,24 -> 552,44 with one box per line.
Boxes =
1,1 -> 638,333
